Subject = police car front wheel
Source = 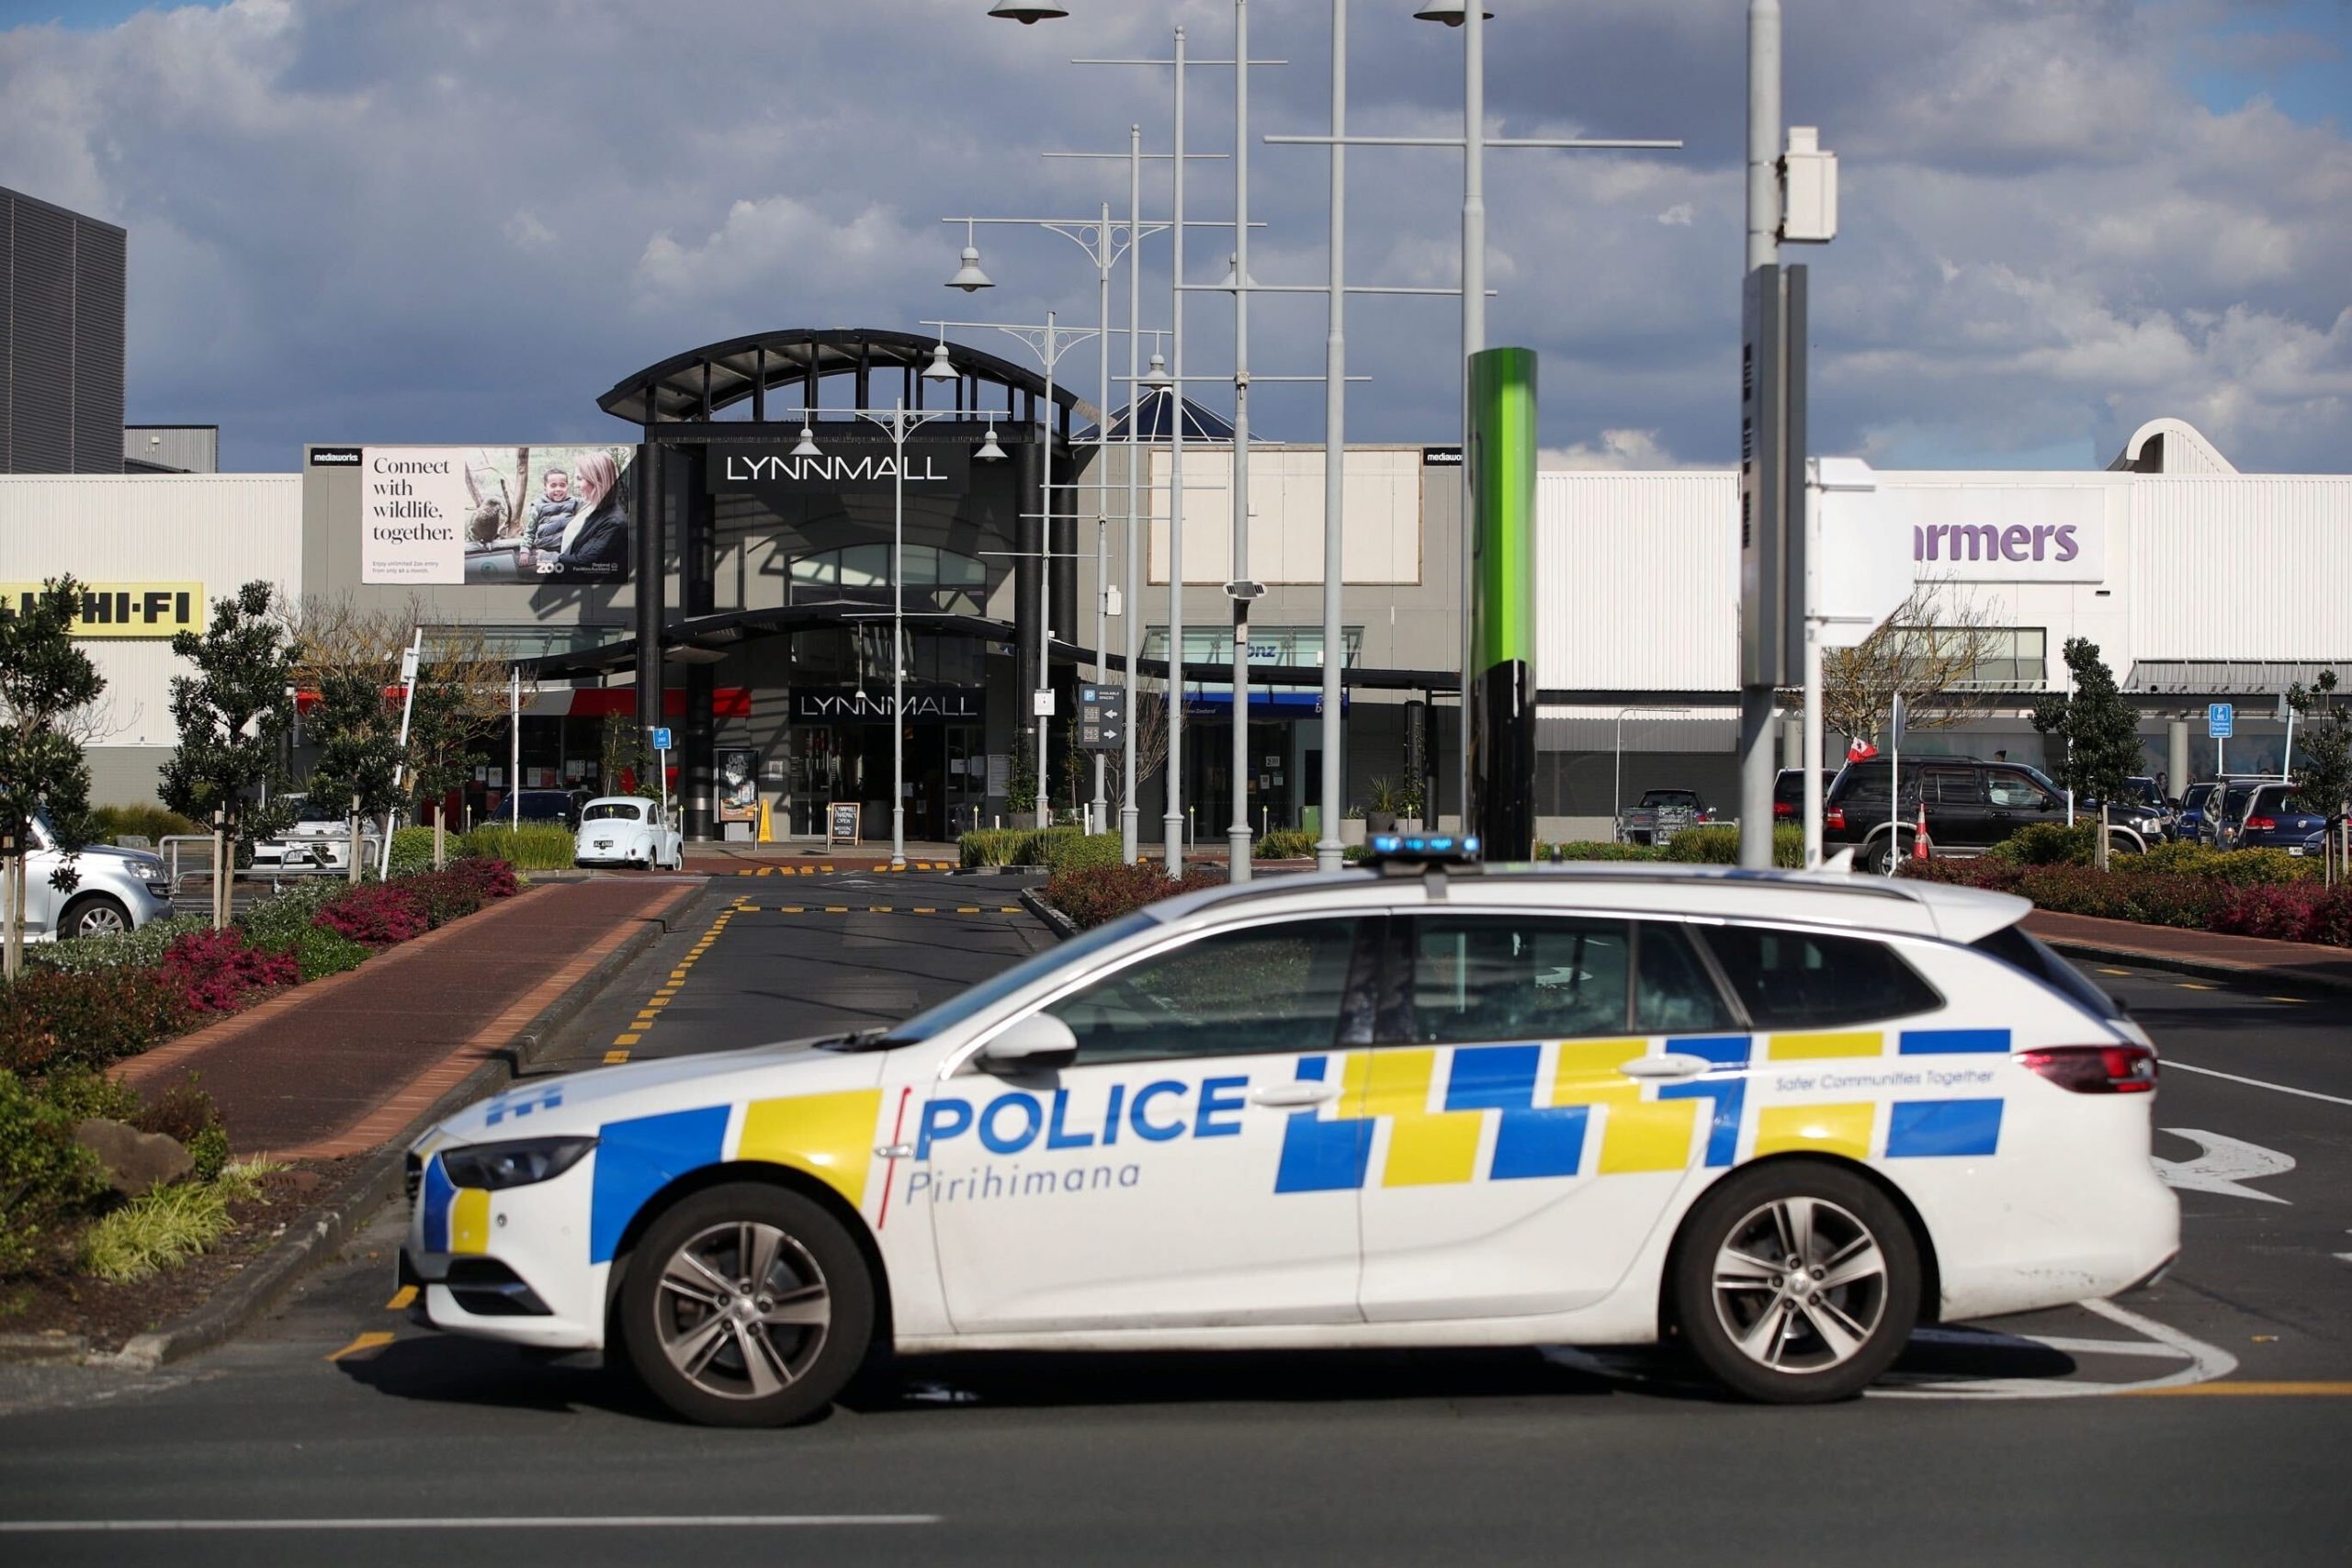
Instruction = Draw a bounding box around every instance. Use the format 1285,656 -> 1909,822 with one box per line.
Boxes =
618,1183 -> 875,1427
1670,1163 -> 1919,1404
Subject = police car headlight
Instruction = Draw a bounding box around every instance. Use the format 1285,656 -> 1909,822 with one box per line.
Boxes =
440,1135 -> 597,1190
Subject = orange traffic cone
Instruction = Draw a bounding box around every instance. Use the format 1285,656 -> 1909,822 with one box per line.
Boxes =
1912,798 -> 1931,861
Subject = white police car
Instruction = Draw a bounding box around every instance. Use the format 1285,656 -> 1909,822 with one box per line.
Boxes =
401,838 -> 2176,1425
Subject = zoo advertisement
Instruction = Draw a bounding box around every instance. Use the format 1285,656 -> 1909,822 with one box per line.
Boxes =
358,444 -> 637,585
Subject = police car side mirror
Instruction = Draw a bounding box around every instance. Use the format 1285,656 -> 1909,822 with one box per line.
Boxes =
978,1012 -> 1078,1074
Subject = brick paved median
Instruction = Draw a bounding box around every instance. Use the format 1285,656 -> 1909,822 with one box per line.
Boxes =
117,878 -> 697,1159
2025,908 -> 2352,993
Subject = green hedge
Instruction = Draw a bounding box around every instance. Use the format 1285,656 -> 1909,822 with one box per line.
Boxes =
1533,840 -> 1667,863
1255,829 -> 1317,861
88,803 -> 202,843
1660,824 -> 1806,868
459,822 -> 578,871
386,826 -> 438,876
960,826 -> 1094,868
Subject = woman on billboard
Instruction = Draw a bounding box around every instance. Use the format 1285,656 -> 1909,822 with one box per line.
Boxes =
537,449 -> 630,582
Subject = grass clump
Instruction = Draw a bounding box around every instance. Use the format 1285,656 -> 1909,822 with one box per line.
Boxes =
76,1180 -> 232,1284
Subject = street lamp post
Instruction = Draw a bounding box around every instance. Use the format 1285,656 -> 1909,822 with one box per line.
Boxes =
791,403 -> 1008,869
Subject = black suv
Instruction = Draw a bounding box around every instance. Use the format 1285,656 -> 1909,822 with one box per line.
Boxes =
1824,757 -> 2076,871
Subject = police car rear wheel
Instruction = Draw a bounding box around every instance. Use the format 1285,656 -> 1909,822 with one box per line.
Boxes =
1671,1163 -> 1918,1404
621,1184 -> 874,1427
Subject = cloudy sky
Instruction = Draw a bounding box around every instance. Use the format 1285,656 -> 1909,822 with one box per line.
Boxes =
3,0 -> 2346,475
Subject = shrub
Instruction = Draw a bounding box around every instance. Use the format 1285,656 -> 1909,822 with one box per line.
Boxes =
2305,885 -> 2352,948
88,803 -> 202,843
277,923 -> 371,982
458,823 -> 575,871
385,826 -> 438,876
314,882 -> 430,947
959,826 -> 1087,868
1654,824 -> 1805,868
130,1073 -> 229,1181
0,968 -> 196,1077
37,1068 -> 142,1125
77,1179 -> 232,1284
1255,829 -> 1317,861
1043,863 -> 1226,930
2210,883 -> 2315,943
435,855 -> 521,900
1533,840 -> 1667,863
1984,821 -> 2102,866
397,868 -> 487,928
28,914 -> 209,976
159,929 -> 300,1015
1038,831 -> 1125,873
237,878 -> 345,950
2116,841 -> 2312,885
0,1069 -> 109,1276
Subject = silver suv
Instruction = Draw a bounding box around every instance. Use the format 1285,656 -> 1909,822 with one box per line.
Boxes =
17,812 -> 175,940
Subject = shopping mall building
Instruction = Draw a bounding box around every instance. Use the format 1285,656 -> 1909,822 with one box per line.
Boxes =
4,316 -> 2346,844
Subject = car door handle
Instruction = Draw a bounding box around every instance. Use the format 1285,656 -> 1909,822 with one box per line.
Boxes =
1618,1054 -> 1712,1081
1250,1081 -> 1342,1108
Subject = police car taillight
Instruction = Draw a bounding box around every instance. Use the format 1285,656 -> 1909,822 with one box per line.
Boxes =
1366,832 -> 1482,867
2018,1044 -> 2158,1094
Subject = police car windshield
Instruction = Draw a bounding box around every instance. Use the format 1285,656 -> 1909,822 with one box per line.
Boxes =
852,909 -> 1162,1049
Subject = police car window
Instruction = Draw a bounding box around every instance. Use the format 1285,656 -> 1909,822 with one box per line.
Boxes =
1695,925 -> 1941,1030
1404,916 -> 1632,1045
1046,919 -> 1365,1066
1634,923 -> 1737,1034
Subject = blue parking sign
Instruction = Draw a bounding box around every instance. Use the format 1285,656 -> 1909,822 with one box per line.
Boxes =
650,726 -> 673,750
2205,704 -> 2233,739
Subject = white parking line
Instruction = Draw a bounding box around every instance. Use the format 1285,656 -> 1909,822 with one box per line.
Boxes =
2165,1061 -> 2352,1109
0,1516 -> 941,1533
1872,1300 -> 2237,1400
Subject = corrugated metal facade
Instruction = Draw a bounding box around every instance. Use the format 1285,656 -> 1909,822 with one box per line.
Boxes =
1537,471 -> 1738,693
2129,477 -> 2352,662
0,475 -> 303,786
2,186 -> 127,475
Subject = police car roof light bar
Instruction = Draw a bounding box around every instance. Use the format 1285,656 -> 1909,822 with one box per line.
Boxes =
1367,833 -> 1484,876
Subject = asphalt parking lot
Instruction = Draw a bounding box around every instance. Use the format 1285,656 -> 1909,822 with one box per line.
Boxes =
2,870 -> 2346,1565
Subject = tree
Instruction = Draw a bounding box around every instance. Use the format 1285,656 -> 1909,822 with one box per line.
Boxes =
2290,671 -> 2351,884
0,578 -> 104,979
1098,688 -> 1170,840
2030,637 -> 2143,805
1796,585 -> 2007,750
160,581 -> 299,857
405,664 -> 484,868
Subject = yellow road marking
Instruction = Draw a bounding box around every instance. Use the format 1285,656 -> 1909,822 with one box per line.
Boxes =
384,1286 -> 416,1311
2177,981 -> 2218,990
2122,1381 -> 2352,1397
825,906 -> 850,913
604,1049 -> 631,1065
2266,996 -> 2307,1004
615,1032 -> 641,1046
914,907 -> 937,914
956,907 -> 981,913
2098,966 -> 2132,976
325,1331 -> 396,1363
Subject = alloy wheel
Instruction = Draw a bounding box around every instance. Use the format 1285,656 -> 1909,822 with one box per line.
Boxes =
73,903 -> 129,938
652,1220 -> 831,1400
1710,1195 -> 1889,1375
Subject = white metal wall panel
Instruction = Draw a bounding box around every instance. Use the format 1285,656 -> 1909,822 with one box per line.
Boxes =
2130,478 -> 2352,662
1148,446 -> 1420,585
0,474 -> 302,751
1537,471 -> 1738,692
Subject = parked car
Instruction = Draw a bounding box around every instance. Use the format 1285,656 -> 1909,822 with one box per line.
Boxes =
2228,783 -> 2332,853
2172,781 -> 2219,843
1619,788 -> 1712,846
253,796 -> 358,871
572,796 -> 684,871
506,789 -> 585,831
17,811 -> 174,940
1770,769 -> 1827,823
2205,775 -> 2289,848
2094,776 -> 2170,845
1824,757 -> 2147,873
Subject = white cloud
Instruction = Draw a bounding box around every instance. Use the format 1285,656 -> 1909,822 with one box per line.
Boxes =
1540,429 -> 1707,471
1656,203 -> 1693,227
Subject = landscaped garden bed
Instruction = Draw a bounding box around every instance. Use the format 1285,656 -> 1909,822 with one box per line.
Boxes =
0,856 -> 523,1348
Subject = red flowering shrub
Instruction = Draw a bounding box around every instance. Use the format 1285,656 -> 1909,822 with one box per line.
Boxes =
159,928 -> 300,1014
399,870 -> 486,928
446,856 -> 520,900
314,883 -> 431,947
2304,885 -> 2352,948
0,968 -> 195,1076
2210,883 -> 2325,943
1044,863 -> 1226,931
1902,857 -> 2352,948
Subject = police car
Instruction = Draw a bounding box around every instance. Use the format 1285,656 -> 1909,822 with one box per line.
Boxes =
401,837 -> 2176,1425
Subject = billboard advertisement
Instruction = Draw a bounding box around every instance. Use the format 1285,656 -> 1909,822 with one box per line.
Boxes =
357,444 -> 637,585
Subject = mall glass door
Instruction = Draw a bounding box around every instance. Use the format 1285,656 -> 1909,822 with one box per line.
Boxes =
1186,716 -> 1296,837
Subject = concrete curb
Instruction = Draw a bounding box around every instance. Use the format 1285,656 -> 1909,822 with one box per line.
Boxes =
86,881 -> 716,1372
2038,937 -> 2352,997
1020,887 -> 1079,941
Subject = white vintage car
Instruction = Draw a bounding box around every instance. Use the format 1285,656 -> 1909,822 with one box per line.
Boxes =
571,796 -> 683,871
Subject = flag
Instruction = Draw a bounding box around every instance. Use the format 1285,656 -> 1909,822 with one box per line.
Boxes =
1846,739 -> 1879,762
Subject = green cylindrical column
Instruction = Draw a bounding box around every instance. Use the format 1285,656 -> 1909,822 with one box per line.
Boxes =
1468,346 -> 1538,858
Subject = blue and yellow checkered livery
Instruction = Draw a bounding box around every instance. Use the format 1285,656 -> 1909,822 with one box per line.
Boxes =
1272,1028 -> 2008,1194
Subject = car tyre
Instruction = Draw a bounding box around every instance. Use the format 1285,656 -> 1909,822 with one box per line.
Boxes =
1670,1161 -> 1919,1404
619,1182 -> 875,1428
61,894 -> 132,940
